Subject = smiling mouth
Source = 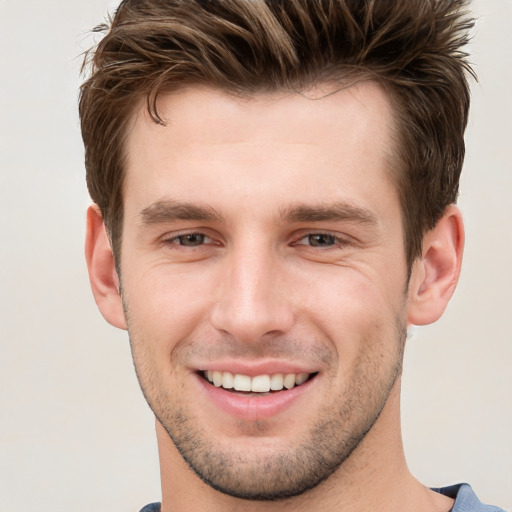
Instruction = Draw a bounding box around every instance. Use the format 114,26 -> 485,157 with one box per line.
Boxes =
202,370 -> 317,394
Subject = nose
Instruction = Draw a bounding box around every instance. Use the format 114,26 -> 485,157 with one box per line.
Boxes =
210,244 -> 294,343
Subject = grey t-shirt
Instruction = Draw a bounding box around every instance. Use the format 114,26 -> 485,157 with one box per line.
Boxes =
139,483 -> 508,512
433,483 -> 507,512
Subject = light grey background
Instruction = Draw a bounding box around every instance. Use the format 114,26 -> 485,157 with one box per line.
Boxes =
0,1 -> 510,510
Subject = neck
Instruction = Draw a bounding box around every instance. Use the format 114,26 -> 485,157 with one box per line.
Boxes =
156,380 -> 453,512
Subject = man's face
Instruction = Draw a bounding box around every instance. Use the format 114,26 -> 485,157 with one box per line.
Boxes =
120,82 -> 410,499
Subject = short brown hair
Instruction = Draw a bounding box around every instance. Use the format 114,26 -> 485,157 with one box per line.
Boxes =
80,0 -> 475,268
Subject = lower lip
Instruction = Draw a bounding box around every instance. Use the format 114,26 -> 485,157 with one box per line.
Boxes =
195,374 -> 317,421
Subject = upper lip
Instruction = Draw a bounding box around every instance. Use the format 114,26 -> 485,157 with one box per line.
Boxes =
195,359 -> 319,376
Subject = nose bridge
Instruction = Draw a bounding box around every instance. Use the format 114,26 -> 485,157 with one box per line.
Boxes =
211,238 -> 293,342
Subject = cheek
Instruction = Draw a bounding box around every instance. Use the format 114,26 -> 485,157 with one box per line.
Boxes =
294,266 -> 404,357
122,264 -> 216,356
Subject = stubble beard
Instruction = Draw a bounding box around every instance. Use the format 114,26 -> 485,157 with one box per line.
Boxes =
125,309 -> 407,502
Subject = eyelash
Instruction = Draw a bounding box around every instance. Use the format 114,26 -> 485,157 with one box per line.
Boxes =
163,232 -> 215,247
293,232 -> 351,250
162,231 -> 350,250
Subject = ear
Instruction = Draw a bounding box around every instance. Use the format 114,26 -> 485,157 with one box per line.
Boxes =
407,205 -> 464,326
85,204 -> 127,330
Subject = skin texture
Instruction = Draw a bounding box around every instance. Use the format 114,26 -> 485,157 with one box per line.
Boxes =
86,82 -> 464,512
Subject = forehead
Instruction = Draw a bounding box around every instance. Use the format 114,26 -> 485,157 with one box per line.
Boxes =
129,81 -> 393,148
123,82 -> 397,220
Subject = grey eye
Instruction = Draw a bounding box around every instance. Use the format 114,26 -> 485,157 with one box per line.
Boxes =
175,233 -> 207,246
307,234 -> 336,247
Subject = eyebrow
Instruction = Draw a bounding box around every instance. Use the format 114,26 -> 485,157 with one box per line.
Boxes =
139,199 -> 378,227
280,202 -> 378,225
139,200 -> 224,225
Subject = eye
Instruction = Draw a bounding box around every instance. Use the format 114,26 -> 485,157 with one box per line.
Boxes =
167,232 -> 213,247
297,233 -> 338,248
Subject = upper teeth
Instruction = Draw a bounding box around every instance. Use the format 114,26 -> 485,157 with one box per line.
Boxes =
204,371 -> 310,392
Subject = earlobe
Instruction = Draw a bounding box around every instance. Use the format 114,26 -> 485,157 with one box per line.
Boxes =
85,204 -> 127,330
407,205 -> 464,326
